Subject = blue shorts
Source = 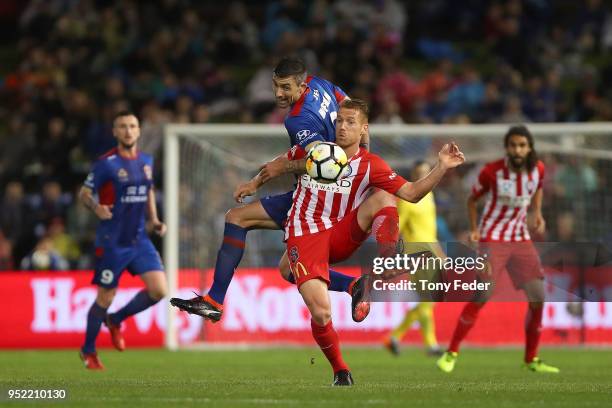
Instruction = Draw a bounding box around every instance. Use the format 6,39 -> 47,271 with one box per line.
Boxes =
260,190 -> 294,228
93,239 -> 164,288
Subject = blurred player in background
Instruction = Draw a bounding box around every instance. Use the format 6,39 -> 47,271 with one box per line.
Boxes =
383,161 -> 444,357
171,57 -> 400,323
437,125 -> 559,374
79,111 -> 167,370
282,99 -> 464,385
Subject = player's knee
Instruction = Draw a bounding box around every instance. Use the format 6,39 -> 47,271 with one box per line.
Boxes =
225,208 -> 245,227
96,288 -> 116,308
524,279 -> 545,303
148,285 -> 168,301
311,307 -> 332,326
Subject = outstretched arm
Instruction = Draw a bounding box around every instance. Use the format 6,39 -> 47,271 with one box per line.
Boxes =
395,142 -> 465,203
259,140 -> 321,182
235,141 -> 322,203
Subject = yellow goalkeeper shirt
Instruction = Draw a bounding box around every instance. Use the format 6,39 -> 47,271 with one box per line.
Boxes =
398,191 -> 437,243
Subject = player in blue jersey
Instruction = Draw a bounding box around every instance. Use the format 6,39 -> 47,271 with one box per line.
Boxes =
171,57 -> 401,324
79,111 -> 167,370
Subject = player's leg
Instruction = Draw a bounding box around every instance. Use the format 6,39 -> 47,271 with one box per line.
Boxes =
106,241 -> 166,351
417,302 -> 443,355
417,302 -> 440,351
509,243 -> 559,372
289,232 -> 353,386
384,302 -> 436,356
81,248 -> 127,369
107,271 -> 166,346
208,201 -> 278,303
328,207 -> 374,322
384,303 -> 420,355
523,278 -> 545,361
171,199 -> 278,319
357,190 -> 434,281
279,250 -> 359,294
438,244 -> 506,372
438,284 -> 494,370
80,286 -> 116,370
522,278 -> 557,372
357,189 -> 400,257
280,248 -> 371,324
120,270 -> 167,321
300,278 -> 353,386
437,300 -> 487,373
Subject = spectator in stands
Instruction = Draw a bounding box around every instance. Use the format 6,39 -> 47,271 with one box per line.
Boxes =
47,217 -> 81,269
3,0 -> 612,269
20,236 -> 68,271
29,181 -> 72,238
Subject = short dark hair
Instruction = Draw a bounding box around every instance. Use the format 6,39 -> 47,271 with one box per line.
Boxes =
504,125 -> 538,171
273,56 -> 307,84
339,99 -> 369,121
112,110 -> 138,126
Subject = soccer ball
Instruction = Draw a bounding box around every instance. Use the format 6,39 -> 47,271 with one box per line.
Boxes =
305,142 -> 348,183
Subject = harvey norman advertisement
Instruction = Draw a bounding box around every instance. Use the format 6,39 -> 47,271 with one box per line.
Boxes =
1,268 -> 611,349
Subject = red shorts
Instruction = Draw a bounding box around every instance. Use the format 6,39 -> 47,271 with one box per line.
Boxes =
286,209 -> 368,287
480,241 -> 543,289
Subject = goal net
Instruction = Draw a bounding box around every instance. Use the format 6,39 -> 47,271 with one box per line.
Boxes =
164,123 -> 612,349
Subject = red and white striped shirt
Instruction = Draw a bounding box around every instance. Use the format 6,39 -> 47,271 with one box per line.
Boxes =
472,158 -> 545,242
285,147 -> 407,239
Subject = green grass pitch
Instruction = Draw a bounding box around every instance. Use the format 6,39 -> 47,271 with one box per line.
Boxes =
1,348 -> 610,407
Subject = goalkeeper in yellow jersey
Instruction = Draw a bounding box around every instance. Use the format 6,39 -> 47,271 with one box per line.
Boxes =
383,161 -> 445,357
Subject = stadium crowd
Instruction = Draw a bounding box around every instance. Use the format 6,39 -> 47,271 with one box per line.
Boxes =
1,0 -> 612,270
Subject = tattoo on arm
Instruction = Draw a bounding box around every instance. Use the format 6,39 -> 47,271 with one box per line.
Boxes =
286,158 -> 307,174
80,188 -> 98,212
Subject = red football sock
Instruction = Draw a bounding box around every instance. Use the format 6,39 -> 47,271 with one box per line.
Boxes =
524,304 -> 543,363
448,302 -> 484,353
371,206 -> 399,257
311,320 -> 349,374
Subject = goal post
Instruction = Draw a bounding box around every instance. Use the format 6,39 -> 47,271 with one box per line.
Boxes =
163,122 -> 612,350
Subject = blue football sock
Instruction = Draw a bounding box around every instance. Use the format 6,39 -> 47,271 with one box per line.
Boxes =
109,290 -> 158,325
82,302 -> 107,354
329,269 -> 355,293
207,223 -> 247,304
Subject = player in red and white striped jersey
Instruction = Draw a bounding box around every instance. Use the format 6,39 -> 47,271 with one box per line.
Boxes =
284,141 -> 408,239
285,99 -> 465,385
437,125 -> 560,374
471,153 -> 545,242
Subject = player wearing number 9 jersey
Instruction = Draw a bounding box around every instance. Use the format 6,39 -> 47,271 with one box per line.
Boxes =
78,111 -> 167,370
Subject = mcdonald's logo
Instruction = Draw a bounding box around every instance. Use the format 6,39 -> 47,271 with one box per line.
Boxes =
290,261 -> 309,279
